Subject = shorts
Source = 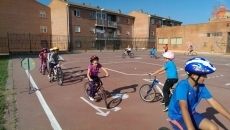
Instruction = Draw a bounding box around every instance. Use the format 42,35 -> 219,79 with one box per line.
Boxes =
49,63 -> 57,68
168,112 -> 204,130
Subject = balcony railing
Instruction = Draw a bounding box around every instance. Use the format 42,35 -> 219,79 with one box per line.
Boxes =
96,33 -> 117,39
108,21 -> 117,28
95,19 -> 107,26
107,33 -> 117,39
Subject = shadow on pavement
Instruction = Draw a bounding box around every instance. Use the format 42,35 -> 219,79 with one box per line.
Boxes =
201,107 -> 228,130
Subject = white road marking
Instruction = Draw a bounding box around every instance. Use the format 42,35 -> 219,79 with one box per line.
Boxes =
25,70 -> 62,130
225,83 -> 230,86
111,93 -> 129,99
80,97 -> 121,116
143,79 -> 164,86
105,68 -> 148,76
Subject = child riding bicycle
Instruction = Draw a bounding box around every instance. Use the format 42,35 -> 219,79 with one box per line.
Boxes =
125,45 -> 132,56
168,57 -> 230,130
188,44 -> 193,53
150,47 -> 157,58
87,55 -> 109,101
149,51 -> 178,112
39,48 -> 48,73
48,47 -> 65,82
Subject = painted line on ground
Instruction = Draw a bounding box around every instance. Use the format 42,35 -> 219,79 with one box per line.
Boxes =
143,79 -> 164,86
225,83 -> 230,86
80,97 -> 121,116
25,70 -> 62,130
105,68 -> 148,76
207,75 -> 224,79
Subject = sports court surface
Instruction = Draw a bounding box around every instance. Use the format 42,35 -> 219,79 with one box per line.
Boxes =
12,51 -> 230,130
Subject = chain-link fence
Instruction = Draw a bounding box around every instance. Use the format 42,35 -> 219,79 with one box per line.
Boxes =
0,33 -> 155,53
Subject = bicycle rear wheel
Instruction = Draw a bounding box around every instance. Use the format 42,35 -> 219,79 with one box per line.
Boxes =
184,52 -> 189,56
57,67 -> 64,85
139,84 -> 156,102
122,53 -> 126,58
130,53 -> 134,58
100,90 -> 108,109
84,82 -> 91,98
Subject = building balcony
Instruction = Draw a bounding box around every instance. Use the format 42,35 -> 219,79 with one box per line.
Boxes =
108,21 -> 117,28
95,19 -> 107,26
96,33 -> 117,40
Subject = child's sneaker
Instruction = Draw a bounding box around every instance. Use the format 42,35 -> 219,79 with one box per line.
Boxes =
89,97 -> 94,101
160,99 -> 165,105
163,107 -> 168,112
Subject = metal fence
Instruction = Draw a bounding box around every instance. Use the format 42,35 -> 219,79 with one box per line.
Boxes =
0,33 -> 155,53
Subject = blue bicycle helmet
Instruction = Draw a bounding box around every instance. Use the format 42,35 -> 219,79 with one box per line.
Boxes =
185,57 -> 216,75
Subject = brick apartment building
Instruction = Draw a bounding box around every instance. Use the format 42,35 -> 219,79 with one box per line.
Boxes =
129,10 -> 182,38
0,0 -> 51,52
156,5 -> 230,54
49,0 -> 135,51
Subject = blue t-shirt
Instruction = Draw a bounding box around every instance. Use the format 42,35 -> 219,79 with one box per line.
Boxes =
164,61 -> 178,79
150,49 -> 156,55
168,79 -> 212,120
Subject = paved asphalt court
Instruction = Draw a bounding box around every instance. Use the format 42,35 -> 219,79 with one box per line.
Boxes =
12,51 -> 230,130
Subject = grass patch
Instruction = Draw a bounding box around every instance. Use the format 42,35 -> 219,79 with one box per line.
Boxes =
0,57 -> 8,130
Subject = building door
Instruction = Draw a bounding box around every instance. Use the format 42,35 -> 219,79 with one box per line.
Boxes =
226,32 -> 230,53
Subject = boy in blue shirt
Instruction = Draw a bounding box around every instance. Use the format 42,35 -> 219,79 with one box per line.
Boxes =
150,47 -> 157,59
168,57 -> 230,130
149,51 -> 178,112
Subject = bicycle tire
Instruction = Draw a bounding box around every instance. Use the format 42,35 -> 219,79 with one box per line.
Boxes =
130,53 -> 134,58
184,52 -> 188,56
192,52 -> 197,56
122,53 -> 126,58
101,90 -> 108,109
57,67 -> 64,85
42,65 -> 45,75
84,82 -> 91,98
139,84 -> 156,102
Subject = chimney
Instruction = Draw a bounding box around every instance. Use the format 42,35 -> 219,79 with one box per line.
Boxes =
140,9 -> 143,13
97,6 -> 100,8
118,9 -> 121,13
83,3 -> 85,5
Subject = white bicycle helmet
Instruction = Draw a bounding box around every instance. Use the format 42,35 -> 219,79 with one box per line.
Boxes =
162,51 -> 174,60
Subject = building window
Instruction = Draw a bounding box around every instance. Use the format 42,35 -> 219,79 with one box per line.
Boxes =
117,17 -> 120,23
96,13 -> 106,20
90,12 -> 95,19
171,37 -> 182,44
40,26 -> 47,33
90,27 -> 95,33
75,25 -> 80,32
117,30 -> 121,35
39,10 -> 46,18
126,30 -> 130,35
151,19 -> 155,24
127,18 -> 130,24
207,32 -> 222,37
74,9 -> 80,17
90,41 -> 95,48
158,38 -> 168,44
75,40 -> 81,48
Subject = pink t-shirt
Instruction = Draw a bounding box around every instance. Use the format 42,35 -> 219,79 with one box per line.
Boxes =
88,63 -> 102,76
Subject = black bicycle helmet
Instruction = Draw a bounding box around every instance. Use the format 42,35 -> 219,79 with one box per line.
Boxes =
90,55 -> 99,62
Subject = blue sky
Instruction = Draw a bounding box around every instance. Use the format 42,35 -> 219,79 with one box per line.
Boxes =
37,0 -> 230,25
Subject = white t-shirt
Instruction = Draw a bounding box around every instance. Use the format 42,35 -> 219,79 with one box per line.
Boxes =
127,48 -> 131,51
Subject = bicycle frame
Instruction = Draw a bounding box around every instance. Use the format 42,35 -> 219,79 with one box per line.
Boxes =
149,76 -> 164,97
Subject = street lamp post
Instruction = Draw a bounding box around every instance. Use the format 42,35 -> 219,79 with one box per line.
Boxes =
101,8 -> 106,50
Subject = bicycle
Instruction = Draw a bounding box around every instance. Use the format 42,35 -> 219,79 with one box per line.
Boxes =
184,51 -> 197,56
41,58 -> 48,75
49,60 -> 64,86
122,51 -> 134,58
84,76 -> 109,109
139,75 -> 174,102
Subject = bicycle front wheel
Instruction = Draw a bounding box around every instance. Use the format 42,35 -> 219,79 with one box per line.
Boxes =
122,53 -> 126,58
139,84 -> 156,102
100,90 -> 108,109
57,67 -> 64,85
192,52 -> 197,56
84,82 -> 91,98
184,52 -> 189,56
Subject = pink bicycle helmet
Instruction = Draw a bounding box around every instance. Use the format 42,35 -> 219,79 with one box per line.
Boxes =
162,51 -> 174,60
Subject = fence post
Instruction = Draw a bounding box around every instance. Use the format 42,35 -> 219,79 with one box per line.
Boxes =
29,33 -> 32,53
7,32 -> 10,54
